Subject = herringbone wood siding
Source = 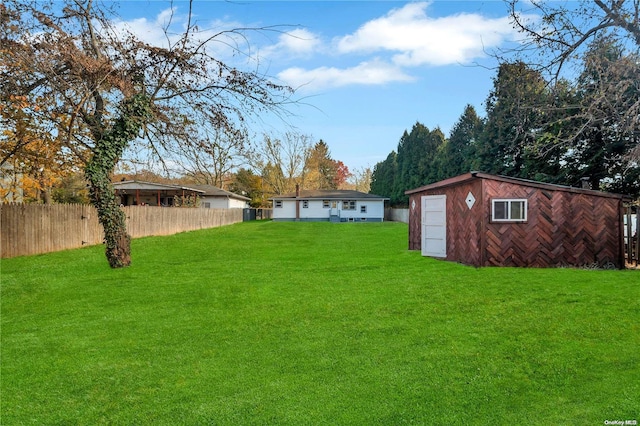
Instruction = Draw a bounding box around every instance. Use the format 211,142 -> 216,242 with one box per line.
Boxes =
408,180 -> 484,265
408,176 -> 625,268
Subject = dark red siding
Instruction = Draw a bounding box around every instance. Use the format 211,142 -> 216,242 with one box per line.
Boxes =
408,179 -> 484,266
407,174 -> 626,268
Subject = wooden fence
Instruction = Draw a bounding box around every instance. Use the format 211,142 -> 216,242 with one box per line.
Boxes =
624,207 -> 639,267
1,203 -> 243,259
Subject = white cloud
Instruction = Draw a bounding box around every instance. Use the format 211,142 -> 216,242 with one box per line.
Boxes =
110,9 -> 177,48
259,28 -> 323,62
276,28 -> 322,55
108,2 -> 529,93
277,59 -> 414,91
110,9 -> 250,61
336,1 -> 520,66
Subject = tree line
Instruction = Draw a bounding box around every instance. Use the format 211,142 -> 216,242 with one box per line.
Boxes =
372,35 -> 640,206
1,129 -> 370,207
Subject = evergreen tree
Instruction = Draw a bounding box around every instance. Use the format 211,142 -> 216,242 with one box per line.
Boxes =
477,62 -> 548,178
370,152 -> 398,204
442,105 -> 484,178
305,140 -> 339,190
394,122 -> 444,205
561,37 -> 640,194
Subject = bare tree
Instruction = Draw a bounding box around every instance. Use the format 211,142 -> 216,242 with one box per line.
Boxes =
170,126 -> 247,188
506,0 -> 640,159
348,167 -> 372,193
0,0 -> 293,267
247,132 -> 312,195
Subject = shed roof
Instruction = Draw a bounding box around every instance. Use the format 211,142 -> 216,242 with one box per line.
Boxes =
405,172 -> 631,200
271,189 -> 388,200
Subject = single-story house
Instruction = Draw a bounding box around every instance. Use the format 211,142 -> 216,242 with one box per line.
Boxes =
271,188 -> 388,222
190,185 -> 251,209
113,180 -> 249,208
405,172 -> 632,269
114,180 -> 204,206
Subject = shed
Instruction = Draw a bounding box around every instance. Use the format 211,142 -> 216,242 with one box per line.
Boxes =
405,172 -> 631,269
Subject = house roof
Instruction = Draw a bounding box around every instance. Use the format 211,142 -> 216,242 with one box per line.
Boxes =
405,172 -> 632,200
113,180 -> 204,193
112,181 -> 250,201
189,185 -> 251,201
271,189 -> 388,200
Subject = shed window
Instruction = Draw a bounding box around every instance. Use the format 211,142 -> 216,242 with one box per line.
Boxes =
343,200 -> 356,210
275,200 -> 283,208
302,200 -> 309,208
492,199 -> 527,222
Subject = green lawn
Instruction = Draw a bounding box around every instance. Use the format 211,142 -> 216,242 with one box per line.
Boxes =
2,221 -> 639,424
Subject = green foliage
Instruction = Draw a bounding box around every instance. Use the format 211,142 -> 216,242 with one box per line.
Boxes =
2,222 -> 639,424
85,94 -> 152,268
560,36 -> 640,192
230,168 -> 265,207
442,104 -> 484,177
370,123 -> 446,206
476,61 -> 549,178
51,173 -> 90,204
370,151 -> 397,202
371,57 -> 639,197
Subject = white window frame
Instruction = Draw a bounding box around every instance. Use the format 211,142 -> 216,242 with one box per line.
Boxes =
323,200 -> 330,208
342,200 -> 356,210
274,200 -> 283,208
302,200 -> 309,208
492,199 -> 527,222
360,205 -> 367,213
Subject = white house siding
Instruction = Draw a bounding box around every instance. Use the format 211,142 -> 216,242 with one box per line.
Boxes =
230,198 -> 249,209
273,199 -> 385,221
201,196 -> 248,209
272,201 -> 297,220
299,200 -> 330,220
338,200 -> 384,222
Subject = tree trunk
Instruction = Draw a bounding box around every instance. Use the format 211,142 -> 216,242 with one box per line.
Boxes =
86,172 -> 131,268
85,94 -> 150,268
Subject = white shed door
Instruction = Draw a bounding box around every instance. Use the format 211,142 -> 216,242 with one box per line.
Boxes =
421,195 -> 447,258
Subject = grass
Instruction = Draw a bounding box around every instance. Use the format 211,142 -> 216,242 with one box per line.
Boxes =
1,221 -> 639,424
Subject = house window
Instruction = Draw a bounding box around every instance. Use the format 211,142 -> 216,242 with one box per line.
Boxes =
323,200 -> 330,208
343,200 -> 356,210
204,202 -> 211,208
492,199 -> 527,222
275,200 -> 283,208
302,200 -> 309,208
360,205 -> 367,213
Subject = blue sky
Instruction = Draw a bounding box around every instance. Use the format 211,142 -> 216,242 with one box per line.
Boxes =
113,1 -> 528,172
